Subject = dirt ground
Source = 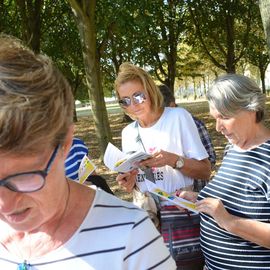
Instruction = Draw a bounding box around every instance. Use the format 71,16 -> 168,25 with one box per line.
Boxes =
74,99 -> 270,201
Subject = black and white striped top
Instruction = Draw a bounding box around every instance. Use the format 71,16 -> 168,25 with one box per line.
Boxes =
199,142 -> 270,270
0,189 -> 176,269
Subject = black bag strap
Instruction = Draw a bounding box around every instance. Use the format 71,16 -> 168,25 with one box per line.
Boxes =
134,121 -> 161,210
134,121 -> 155,183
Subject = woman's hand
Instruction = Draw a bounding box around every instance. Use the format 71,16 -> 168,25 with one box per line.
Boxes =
197,198 -> 270,248
196,198 -> 232,229
116,169 -> 138,193
177,190 -> 198,203
139,149 -> 178,168
174,190 -> 198,212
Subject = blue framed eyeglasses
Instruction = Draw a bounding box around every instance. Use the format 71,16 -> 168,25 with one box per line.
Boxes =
0,145 -> 59,193
118,91 -> 146,108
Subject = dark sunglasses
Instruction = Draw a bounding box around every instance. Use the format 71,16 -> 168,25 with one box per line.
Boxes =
118,92 -> 146,108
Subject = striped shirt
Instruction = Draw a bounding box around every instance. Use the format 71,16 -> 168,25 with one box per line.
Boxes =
0,189 -> 176,269
65,137 -> 88,180
199,142 -> 270,270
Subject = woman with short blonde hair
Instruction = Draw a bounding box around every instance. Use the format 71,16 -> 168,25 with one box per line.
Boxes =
115,62 -> 211,270
0,36 -> 175,270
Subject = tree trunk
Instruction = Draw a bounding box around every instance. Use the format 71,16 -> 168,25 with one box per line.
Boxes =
193,77 -> 197,100
259,65 -> 266,93
184,78 -> 189,99
259,0 -> 270,58
68,0 -> 111,158
0,0 -> 4,32
16,0 -> 43,53
73,106 -> 78,122
202,76 -> 206,96
225,12 -> 236,73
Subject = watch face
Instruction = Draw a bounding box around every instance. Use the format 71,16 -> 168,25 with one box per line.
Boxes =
176,157 -> 184,169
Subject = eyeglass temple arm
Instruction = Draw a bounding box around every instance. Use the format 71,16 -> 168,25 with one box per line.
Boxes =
45,144 -> 60,172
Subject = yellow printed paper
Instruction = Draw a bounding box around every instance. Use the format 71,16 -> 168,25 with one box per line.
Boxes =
114,158 -> 127,168
78,155 -> 96,184
145,180 -> 198,213
153,188 -> 197,211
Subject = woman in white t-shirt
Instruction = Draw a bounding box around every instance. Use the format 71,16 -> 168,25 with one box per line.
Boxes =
115,62 -> 211,270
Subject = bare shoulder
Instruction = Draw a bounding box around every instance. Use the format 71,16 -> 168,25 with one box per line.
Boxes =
66,181 -> 96,228
69,180 -> 96,209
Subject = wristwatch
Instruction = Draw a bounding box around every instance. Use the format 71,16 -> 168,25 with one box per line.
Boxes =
174,156 -> 184,169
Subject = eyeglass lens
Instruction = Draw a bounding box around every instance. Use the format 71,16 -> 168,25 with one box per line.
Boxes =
119,92 -> 146,107
0,145 -> 59,193
5,173 -> 45,193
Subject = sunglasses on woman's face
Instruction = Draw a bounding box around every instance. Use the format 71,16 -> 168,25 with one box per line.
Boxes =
118,92 -> 146,108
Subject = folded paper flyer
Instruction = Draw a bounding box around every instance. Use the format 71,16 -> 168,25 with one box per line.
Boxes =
78,155 -> 96,184
104,142 -> 151,173
145,180 -> 198,213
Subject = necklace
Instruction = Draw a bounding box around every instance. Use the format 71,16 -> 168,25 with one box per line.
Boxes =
17,180 -> 71,269
17,261 -> 30,270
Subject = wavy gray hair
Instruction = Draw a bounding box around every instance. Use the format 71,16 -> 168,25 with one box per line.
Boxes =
206,74 -> 265,123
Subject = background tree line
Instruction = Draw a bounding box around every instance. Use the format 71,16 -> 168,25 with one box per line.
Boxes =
0,0 -> 270,156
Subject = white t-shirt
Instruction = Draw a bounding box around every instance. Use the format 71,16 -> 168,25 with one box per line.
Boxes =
122,107 -> 208,193
0,189 -> 176,269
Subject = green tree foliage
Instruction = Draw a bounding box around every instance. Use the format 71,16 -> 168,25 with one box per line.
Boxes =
259,0 -> 270,58
14,1 -> 86,120
131,0 -> 188,91
2,0 -> 270,154
96,0 -> 189,92
15,0 -> 44,53
41,1 -> 86,121
95,0 -> 143,96
245,4 -> 269,93
187,0 -> 257,73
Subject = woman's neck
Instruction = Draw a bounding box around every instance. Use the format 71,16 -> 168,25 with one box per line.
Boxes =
0,181 -> 94,260
138,107 -> 164,128
238,124 -> 270,150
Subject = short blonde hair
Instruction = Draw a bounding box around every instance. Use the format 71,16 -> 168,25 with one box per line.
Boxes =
0,35 -> 74,154
114,62 -> 163,114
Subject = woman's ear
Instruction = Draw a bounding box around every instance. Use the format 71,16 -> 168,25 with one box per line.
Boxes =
62,124 -> 74,158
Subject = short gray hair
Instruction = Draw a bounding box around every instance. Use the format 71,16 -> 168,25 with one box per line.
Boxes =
206,74 -> 265,122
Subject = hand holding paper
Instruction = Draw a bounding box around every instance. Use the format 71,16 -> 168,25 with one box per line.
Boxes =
104,143 -> 151,173
145,180 -> 198,213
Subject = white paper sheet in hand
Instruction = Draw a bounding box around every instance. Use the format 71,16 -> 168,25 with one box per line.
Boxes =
103,143 -> 126,171
145,180 -> 198,213
104,142 -> 151,173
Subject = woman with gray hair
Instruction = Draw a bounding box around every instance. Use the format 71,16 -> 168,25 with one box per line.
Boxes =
181,73 -> 270,269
